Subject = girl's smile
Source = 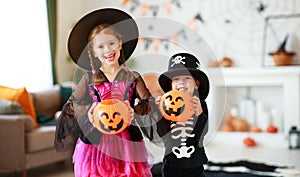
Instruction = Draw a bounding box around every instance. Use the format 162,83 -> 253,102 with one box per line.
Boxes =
92,32 -> 122,65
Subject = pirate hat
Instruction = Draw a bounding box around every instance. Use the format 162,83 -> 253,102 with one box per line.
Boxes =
68,8 -> 139,70
158,53 -> 210,100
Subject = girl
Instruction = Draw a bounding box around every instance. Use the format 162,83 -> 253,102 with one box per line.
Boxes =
155,53 -> 210,177
54,8 -> 156,177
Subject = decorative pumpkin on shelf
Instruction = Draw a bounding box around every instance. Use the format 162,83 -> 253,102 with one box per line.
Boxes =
220,57 -> 234,67
92,99 -> 129,134
207,60 -> 220,67
159,90 -> 193,122
269,35 -> 295,66
221,114 -> 250,132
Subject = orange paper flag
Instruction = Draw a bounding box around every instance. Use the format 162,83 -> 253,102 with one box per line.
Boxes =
141,4 -> 151,16
152,38 -> 162,51
122,0 -> 131,5
168,34 -> 178,47
163,1 -> 172,14
188,19 -> 198,31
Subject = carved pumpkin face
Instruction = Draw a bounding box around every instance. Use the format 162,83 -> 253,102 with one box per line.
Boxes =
93,99 -> 129,134
159,90 -> 193,122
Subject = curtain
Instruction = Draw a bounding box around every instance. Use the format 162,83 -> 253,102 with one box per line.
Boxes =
46,0 -> 57,84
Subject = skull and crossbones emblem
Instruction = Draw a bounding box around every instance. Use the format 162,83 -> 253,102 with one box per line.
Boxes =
171,56 -> 186,67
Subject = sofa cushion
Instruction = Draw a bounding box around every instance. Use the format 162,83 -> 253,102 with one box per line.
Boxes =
0,99 -> 24,114
60,85 -> 73,105
31,86 -> 61,118
26,126 -> 56,153
0,85 -> 38,128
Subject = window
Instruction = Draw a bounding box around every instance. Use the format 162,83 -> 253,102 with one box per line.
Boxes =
0,0 -> 53,92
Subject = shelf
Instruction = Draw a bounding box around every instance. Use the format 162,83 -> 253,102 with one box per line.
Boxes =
206,132 -> 300,171
207,66 -> 300,135
208,66 -> 300,86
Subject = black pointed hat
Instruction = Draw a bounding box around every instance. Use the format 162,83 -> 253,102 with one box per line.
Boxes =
68,8 -> 139,70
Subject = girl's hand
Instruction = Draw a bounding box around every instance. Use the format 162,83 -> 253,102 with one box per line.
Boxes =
87,102 -> 97,124
190,96 -> 203,117
124,100 -> 134,124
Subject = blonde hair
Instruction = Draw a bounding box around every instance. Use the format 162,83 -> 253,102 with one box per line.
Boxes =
87,24 -> 126,83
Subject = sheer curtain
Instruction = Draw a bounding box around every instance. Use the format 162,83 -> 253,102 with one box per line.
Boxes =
0,0 -> 53,92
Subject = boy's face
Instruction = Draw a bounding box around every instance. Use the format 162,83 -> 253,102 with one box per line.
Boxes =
171,75 -> 198,96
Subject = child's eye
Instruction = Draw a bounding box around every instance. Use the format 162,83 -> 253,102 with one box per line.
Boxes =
183,77 -> 193,82
98,45 -> 104,49
110,42 -> 115,45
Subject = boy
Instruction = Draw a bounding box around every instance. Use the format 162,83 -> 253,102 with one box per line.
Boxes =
156,53 -> 210,177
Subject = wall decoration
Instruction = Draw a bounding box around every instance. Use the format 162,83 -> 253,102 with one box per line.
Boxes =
186,13 -> 204,32
122,0 -> 184,16
262,14 -> 300,66
121,0 -> 205,52
137,13 -> 205,51
197,0 -> 300,67
121,0 -> 300,67
138,27 -> 203,51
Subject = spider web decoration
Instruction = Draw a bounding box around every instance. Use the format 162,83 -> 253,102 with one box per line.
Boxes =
197,0 -> 299,67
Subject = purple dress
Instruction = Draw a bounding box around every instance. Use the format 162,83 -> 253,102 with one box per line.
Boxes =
55,69 -> 154,177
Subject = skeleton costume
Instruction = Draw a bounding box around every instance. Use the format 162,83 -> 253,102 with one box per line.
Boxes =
54,8 -> 156,177
156,53 -> 210,177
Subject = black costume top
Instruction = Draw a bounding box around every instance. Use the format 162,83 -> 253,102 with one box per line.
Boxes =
54,68 -> 156,152
158,101 -> 208,167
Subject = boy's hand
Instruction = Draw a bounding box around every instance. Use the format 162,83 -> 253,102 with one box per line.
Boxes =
124,100 -> 134,124
155,96 -> 162,105
190,96 -> 203,117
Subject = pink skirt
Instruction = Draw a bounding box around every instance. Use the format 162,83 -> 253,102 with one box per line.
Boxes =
73,130 -> 153,177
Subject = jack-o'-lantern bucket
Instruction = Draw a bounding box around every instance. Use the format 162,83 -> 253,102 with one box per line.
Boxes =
159,90 -> 193,122
93,99 -> 129,134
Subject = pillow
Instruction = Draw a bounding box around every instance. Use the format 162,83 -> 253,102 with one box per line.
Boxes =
60,85 -> 73,105
0,99 -> 24,114
36,112 -> 57,126
36,113 -> 54,123
0,85 -> 38,128
31,86 -> 60,118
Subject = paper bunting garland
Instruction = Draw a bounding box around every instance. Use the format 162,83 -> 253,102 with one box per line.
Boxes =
187,13 -> 204,31
137,12 -> 205,51
138,29 -> 186,51
121,0 -> 206,51
122,0 -> 183,16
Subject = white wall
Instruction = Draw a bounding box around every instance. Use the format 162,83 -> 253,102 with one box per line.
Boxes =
56,0 -> 300,82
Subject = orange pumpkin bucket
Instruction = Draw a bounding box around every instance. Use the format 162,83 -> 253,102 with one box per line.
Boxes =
159,90 -> 193,122
93,99 -> 129,134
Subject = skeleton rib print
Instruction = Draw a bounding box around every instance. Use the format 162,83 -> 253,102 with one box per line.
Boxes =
170,117 -> 195,158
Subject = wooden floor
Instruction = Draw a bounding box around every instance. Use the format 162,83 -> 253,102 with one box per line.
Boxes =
1,161 -> 278,177
0,159 -> 74,177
